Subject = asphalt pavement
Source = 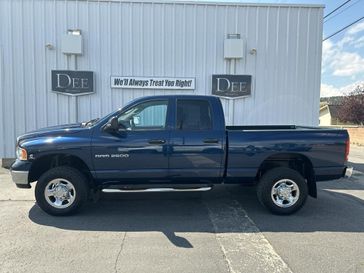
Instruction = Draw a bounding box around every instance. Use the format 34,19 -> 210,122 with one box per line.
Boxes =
0,146 -> 363,273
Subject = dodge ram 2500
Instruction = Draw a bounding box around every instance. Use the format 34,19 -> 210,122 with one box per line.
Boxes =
10,95 -> 352,215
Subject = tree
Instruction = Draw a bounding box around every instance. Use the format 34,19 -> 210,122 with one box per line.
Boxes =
338,86 -> 364,125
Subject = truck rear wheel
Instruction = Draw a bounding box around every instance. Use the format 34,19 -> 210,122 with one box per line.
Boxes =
35,166 -> 88,216
257,167 -> 308,215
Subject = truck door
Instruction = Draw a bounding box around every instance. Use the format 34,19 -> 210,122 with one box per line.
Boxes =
92,99 -> 171,183
169,99 -> 225,183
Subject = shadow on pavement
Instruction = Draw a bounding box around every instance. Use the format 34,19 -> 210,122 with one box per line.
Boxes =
315,172 -> 364,191
228,184 -> 364,233
29,192 -> 213,248
28,182 -> 364,248
348,161 -> 364,173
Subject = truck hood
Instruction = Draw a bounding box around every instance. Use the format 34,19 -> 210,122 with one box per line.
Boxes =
17,123 -> 84,145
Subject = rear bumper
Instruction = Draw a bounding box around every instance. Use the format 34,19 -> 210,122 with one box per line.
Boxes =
314,166 -> 349,181
344,166 -> 353,178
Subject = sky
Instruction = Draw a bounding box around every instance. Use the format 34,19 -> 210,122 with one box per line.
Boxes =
216,0 -> 364,97
311,0 -> 364,97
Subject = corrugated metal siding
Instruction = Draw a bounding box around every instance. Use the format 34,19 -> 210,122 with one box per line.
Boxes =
0,0 -> 323,157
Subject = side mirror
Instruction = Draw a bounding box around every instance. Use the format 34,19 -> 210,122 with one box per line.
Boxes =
110,116 -> 120,130
104,116 -> 120,132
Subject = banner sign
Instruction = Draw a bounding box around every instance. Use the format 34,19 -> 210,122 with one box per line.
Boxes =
52,70 -> 94,96
212,75 -> 252,98
111,76 -> 195,90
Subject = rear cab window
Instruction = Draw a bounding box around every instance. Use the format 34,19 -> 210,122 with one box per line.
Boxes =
176,99 -> 213,130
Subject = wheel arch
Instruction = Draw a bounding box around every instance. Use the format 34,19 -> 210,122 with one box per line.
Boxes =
28,153 -> 95,188
256,153 -> 316,198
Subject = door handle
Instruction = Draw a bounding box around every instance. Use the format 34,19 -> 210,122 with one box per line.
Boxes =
203,138 -> 219,144
148,139 -> 166,145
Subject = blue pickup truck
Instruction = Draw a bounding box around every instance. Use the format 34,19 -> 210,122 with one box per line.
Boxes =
10,95 -> 351,216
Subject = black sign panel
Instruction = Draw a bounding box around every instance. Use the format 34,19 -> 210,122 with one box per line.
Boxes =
212,75 -> 251,98
51,70 -> 94,95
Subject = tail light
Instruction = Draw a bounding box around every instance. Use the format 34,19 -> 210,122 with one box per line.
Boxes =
345,138 -> 350,161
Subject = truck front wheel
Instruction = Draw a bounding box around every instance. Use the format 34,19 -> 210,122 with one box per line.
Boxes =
35,166 -> 89,216
257,167 -> 308,215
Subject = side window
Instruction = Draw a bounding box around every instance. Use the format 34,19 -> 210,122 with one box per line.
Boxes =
176,100 -> 212,130
118,100 -> 168,130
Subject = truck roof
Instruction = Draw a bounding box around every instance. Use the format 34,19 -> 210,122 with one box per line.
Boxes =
135,94 -> 217,100
126,94 -> 219,106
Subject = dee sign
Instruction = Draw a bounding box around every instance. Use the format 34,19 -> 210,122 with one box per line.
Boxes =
212,75 -> 252,98
51,70 -> 94,96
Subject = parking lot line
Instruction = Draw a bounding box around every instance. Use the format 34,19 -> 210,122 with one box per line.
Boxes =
205,196 -> 292,273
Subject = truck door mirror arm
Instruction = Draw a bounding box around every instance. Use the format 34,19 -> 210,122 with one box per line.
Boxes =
103,116 -> 126,132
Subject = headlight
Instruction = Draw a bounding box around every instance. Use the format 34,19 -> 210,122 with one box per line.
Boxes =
16,146 -> 28,161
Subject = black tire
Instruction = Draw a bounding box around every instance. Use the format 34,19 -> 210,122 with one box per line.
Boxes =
256,167 -> 308,215
35,166 -> 89,216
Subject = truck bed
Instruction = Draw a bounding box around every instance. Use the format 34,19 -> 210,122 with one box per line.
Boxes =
226,125 -> 337,131
225,126 -> 349,183
226,125 -> 296,130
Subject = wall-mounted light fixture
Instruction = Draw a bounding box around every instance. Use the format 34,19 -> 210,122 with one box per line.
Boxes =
45,43 -> 54,50
249,48 -> 257,55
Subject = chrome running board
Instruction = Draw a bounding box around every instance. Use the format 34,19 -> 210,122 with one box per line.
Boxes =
102,187 -> 212,193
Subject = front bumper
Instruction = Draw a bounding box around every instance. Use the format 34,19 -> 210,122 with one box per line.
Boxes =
10,160 -> 32,188
11,170 -> 30,188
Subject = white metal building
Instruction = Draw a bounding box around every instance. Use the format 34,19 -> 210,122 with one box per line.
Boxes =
0,0 -> 323,158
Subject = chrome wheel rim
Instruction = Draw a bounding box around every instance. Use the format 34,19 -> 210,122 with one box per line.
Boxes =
44,178 -> 76,209
271,179 -> 300,208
